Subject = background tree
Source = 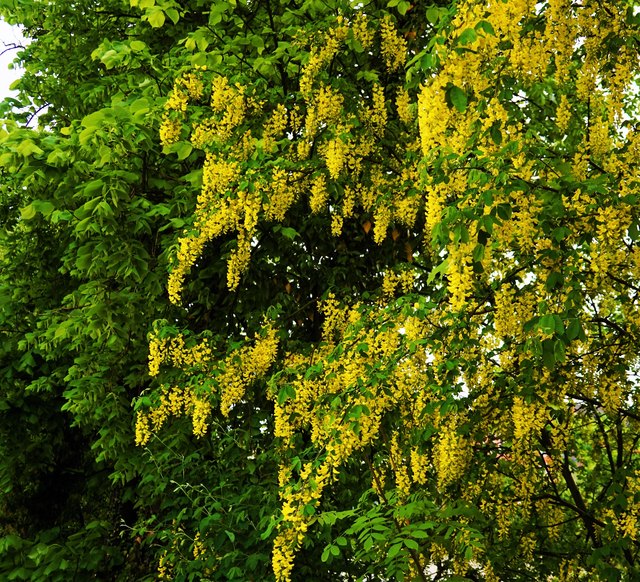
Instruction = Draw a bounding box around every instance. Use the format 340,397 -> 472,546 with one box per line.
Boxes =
0,0 -> 211,578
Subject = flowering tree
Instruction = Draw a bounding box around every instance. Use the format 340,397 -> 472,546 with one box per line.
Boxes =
134,0 -> 640,580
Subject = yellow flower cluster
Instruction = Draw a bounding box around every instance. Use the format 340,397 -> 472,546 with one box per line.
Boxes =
273,462 -> 332,581
555,94 -> 571,133
192,532 -> 205,559
447,242 -> 474,312
218,325 -> 279,416
433,417 -> 471,489
168,187 -> 262,301
323,138 -> 346,179
147,333 -> 212,377
380,15 -> 407,72
373,204 -> 391,244
265,168 -> 300,221
160,68 -> 206,147
410,447 -> 428,485
351,13 -> 374,49
511,397 -> 546,446
262,103 -> 288,152
319,293 -> 349,341
191,396 -> 211,438
298,84 -> 344,162
366,84 -> 387,132
598,374 -> 624,415
266,293 -> 447,578
396,88 -> 413,124
189,76 -> 247,145
159,117 -> 181,147
135,411 -> 151,446
299,24 -> 348,99
381,269 -> 415,298
157,550 -> 171,580
390,432 -> 411,498
138,324 -> 278,444
544,0 -> 576,84
135,385 -> 211,445
309,174 -> 328,213
161,13 -> 423,304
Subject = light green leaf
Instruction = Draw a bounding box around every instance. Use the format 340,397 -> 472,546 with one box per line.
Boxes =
32,200 -> 55,216
426,6 -> 439,24
147,8 -> 165,27
427,258 -> 449,284
16,139 -> 44,157
20,204 -> 37,220
175,141 -> 193,160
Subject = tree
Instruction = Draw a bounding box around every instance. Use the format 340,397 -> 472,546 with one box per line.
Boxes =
2,0 -> 640,581
136,0 -> 640,580
0,0 -> 209,579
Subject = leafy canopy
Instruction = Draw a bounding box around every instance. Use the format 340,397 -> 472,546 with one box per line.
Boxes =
1,0 -> 640,581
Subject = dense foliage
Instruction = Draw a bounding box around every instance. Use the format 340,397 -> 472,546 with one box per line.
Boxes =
1,0 -> 640,580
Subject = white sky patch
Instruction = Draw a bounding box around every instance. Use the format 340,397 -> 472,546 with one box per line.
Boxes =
0,20 -> 26,101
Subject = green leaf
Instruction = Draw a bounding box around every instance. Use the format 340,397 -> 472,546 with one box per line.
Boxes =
545,271 -> 563,291
130,40 -> 146,52
458,28 -> 478,45
16,139 -> 44,157
388,542 -> 403,559
404,538 -> 419,551
539,314 -> 556,335
277,384 -> 296,404
250,35 -> 265,54
475,20 -> 496,36
426,6 -> 439,24
542,339 -> 556,370
397,0 -> 411,15
147,8 -> 165,27
566,318 -> 582,340
449,85 -> 468,113
32,200 -> 55,216
165,8 -> 179,24
496,203 -> 512,220
427,258 -> 449,284
490,123 -> 502,145
20,204 -> 37,220
472,244 -> 485,263
280,227 -> 299,240
175,141 -> 193,161
82,110 -> 108,128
